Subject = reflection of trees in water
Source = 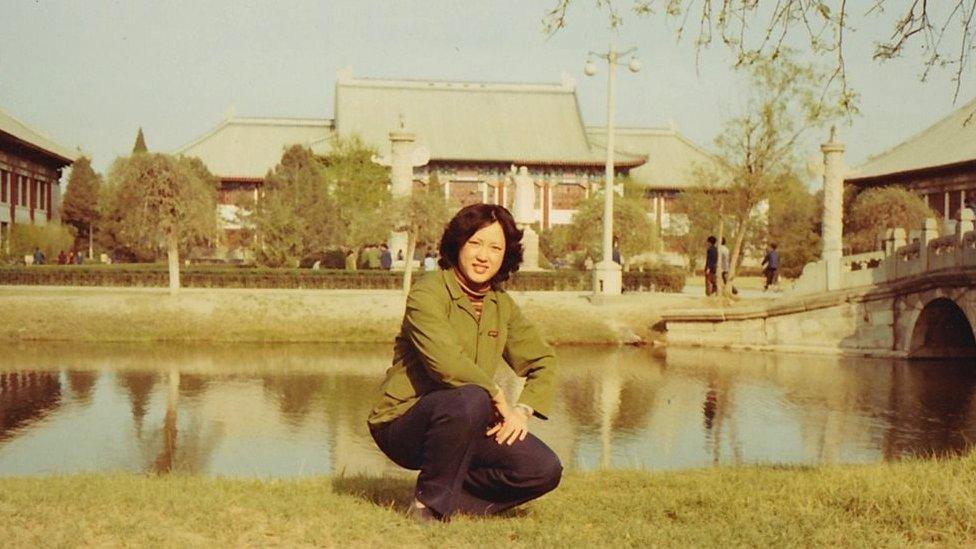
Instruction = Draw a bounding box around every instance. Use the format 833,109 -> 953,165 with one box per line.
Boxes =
557,350 -> 662,468
138,370 -> 224,475
66,371 -> 97,405
261,374 -> 325,427
882,361 -> 976,459
115,372 -> 157,434
0,371 -> 62,442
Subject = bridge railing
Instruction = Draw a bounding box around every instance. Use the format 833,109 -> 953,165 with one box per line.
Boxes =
794,208 -> 975,294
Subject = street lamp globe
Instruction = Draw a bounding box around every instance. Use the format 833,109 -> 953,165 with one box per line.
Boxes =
584,59 -> 598,77
628,56 -> 641,73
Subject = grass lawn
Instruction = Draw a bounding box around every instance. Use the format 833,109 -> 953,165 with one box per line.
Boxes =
1,453 -> 973,547
0,286 -> 707,345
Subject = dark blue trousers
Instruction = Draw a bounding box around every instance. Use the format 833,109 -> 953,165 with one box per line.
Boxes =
370,385 -> 562,518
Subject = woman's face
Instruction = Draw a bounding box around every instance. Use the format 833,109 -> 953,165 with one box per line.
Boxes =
457,221 -> 506,286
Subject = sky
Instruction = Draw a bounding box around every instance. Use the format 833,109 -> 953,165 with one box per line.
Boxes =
1,1 -> 973,182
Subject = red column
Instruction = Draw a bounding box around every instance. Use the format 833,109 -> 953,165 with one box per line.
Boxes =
542,180 -> 550,230
28,178 -> 35,223
10,173 -> 17,223
46,181 -> 53,221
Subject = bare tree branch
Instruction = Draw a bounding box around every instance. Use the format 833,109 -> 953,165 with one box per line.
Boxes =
545,1 -> 976,110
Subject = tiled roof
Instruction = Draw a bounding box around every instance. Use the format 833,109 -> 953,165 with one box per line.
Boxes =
848,94 -> 976,181
334,72 -> 644,167
586,126 -> 722,190
177,117 -> 334,179
0,104 -> 77,165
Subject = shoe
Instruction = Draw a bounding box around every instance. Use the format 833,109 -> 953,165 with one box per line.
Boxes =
407,502 -> 442,524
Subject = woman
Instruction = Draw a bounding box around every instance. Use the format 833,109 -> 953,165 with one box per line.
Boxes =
367,203 -> 561,522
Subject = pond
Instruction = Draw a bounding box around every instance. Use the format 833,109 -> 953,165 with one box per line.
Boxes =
1,343 -> 974,477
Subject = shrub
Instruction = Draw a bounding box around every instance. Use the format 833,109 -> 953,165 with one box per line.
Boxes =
0,265 -> 686,293
3,223 -> 76,264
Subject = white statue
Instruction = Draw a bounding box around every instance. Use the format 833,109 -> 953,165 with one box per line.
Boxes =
511,166 -> 535,226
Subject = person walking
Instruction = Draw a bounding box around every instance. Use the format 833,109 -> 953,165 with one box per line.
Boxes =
379,243 -> 393,270
718,237 -> 736,295
704,236 -> 718,296
762,242 -> 780,291
33,247 -> 45,265
367,203 -> 561,522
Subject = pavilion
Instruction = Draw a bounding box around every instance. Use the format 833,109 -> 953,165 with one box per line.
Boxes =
846,95 -> 976,220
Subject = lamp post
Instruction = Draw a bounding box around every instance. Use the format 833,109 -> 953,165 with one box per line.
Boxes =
585,43 -> 640,296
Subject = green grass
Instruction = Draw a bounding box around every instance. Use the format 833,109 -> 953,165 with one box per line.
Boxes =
1,454 -> 974,547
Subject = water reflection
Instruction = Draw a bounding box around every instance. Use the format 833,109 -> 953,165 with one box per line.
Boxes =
0,343 -> 973,477
0,372 -> 62,442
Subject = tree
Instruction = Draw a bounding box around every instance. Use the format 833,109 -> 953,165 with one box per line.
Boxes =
395,180 -> 452,293
669,176 -> 734,272
564,178 -> 658,265
766,175 -> 820,278
323,136 -> 395,265
694,51 -> 844,289
845,186 -> 938,253
103,153 -> 218,294
60,156 -> 101,259
251,145 -> 335,267
132,127 -> 148,154
545,1 -> 976,105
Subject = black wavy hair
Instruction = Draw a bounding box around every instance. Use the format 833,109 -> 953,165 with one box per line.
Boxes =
438,203 -> 524,285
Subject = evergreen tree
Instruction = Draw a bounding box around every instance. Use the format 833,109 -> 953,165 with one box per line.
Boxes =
60,156 -> 101,258
251,145 -> 335,267
324,136 -> 395,262
846,187 -> 938,254
132,127 -> 148,154
565,177 -> 658,266
102,153 -> 218,293
396,174 -> 452,293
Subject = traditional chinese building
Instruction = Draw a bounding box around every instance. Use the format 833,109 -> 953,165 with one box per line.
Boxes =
179,71 -> 718,243
846,95 -> 976,220
0,105 -> 76,251
586,125 -> 720,232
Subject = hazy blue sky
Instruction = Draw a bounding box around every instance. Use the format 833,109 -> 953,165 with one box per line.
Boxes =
1,1 -> 972,179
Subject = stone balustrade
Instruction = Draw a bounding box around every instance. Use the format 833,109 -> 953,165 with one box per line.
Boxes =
794,209 -> 976,294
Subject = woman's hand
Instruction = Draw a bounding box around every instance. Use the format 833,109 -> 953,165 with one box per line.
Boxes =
486,392 -> 530,445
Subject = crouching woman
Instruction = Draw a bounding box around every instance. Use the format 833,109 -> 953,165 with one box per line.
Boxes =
367,203 -> 561,521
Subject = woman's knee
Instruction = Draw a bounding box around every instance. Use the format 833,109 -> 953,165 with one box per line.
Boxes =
439,385 -> 493,425
537,452 -> 563,492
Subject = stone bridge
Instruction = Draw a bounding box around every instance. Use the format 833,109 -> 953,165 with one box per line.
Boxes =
662,208 -> 976,360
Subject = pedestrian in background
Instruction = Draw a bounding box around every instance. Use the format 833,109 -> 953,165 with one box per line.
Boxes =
380,243 -> 393,270
704,236 -> 718,296
762,242 -> 780,290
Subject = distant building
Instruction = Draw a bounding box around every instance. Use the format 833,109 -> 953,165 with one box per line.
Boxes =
178,71 -> 719,245
0,105 -> 77,251
586,125 -> 720,231
847,95 -> 976,220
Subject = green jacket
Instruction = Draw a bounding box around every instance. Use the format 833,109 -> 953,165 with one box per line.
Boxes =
367,269 -> 557,426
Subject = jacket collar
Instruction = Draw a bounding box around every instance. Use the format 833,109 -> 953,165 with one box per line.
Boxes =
440,269 -> 498,304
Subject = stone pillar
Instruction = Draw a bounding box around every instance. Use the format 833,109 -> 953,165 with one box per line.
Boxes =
957,207 -> 975,237
388,122 -> 416,265
820,128 -> 846,291
883,228 -> 896,257
920,218 -> 938,269
944,192 -> 951,221
511,166 -> 541,271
